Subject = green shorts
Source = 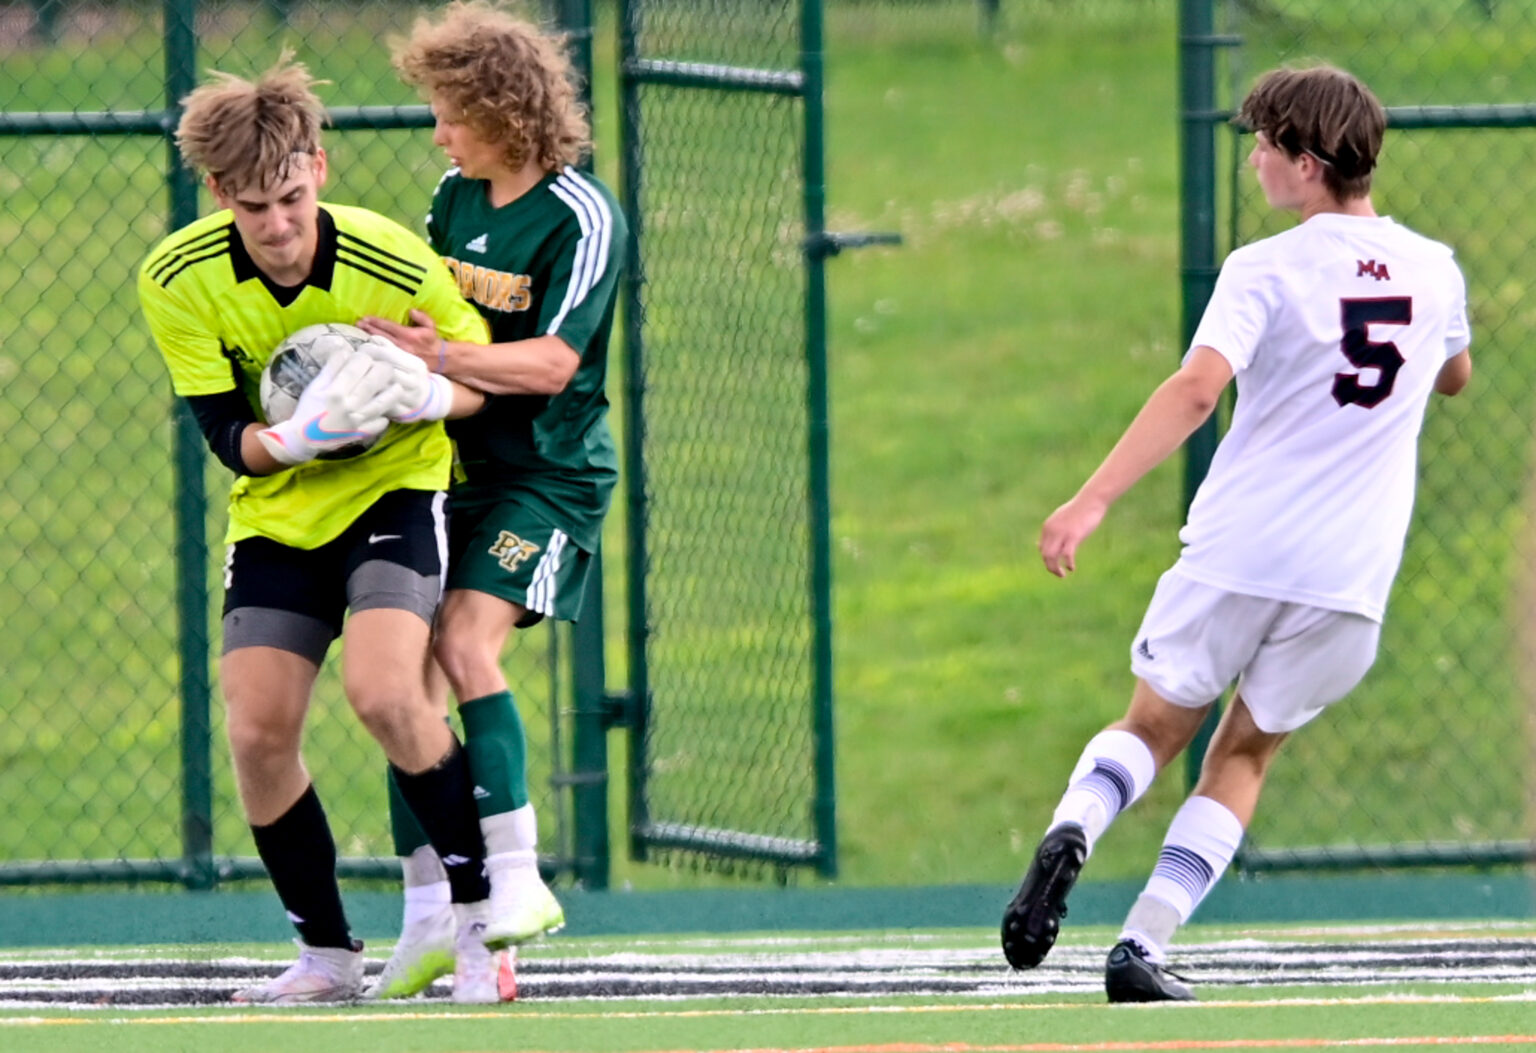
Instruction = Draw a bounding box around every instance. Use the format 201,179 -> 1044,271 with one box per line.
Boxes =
447,496 -> 595,625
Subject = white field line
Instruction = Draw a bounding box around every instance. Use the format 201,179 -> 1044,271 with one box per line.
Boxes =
2,936 -> 1535,1011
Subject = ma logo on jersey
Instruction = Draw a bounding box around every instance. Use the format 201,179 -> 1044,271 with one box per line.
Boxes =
1357,258 -> 1391,281
444,255 -> 533,314
490,531 -> 541,572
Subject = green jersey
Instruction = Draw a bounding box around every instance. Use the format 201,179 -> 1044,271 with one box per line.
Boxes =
427,165 -> 627,552
139,203 -> 489,549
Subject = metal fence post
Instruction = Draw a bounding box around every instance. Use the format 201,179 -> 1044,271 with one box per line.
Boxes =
163,0 -> 215,892
1177,0 -> 1225,791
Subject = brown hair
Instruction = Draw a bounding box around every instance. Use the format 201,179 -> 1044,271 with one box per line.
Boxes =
175,50 -> 327,195
391,0 -> 590,172
1237,65 -> 1386,200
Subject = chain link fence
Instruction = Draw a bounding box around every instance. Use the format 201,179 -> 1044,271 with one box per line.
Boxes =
1204,0 -> 1536,869
615,0 -> 837,876
8,0 -> 1528,899
0,0 -> 573,887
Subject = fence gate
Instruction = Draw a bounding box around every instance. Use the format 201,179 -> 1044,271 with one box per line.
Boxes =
615,0 -> 870,879
1180,0 -> 1536,872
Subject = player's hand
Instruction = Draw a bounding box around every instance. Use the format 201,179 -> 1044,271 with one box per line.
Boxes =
356,310 -> 439,369
354,336 -> 455,423
257,353 -> 393,465
1039,495 -> 1109,578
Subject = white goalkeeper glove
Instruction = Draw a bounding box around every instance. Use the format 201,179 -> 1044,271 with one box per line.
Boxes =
256,352 -> 399,466
355,337 -> 455,423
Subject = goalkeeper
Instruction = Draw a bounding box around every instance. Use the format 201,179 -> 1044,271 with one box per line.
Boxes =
137,53 -> 524,1005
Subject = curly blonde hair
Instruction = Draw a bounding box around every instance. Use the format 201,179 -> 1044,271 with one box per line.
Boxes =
391,0 -> 590,172
175,50 -> 327,194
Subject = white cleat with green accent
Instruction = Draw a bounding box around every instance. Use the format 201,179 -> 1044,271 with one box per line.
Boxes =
365,906 -> 455,1000
481,850 -> 566,950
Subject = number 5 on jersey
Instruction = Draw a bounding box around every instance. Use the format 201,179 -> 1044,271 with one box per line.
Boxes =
1334,297 -> 1411,408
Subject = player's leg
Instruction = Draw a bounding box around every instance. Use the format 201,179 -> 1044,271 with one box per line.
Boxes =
1002,680 -> 1208,970
339,490 -> 493,901
434,502 -> 588,949
370,595 -> 542,1001
372,740 -> 516,1004
1107,696 -> 1281,1003
220,538 -> 364,1004
434,588 -> 566,949
1108,604 -> 1382,1002
340,490 -> 520,1003
1004,569 -> 1241,970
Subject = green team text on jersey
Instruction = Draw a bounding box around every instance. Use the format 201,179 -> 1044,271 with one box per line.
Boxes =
139,203 -> 490,549
426,165 -> 627,553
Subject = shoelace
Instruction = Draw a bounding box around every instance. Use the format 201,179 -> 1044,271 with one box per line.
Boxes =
1158,960 -> 1193,984
1122,940 -> 1192,983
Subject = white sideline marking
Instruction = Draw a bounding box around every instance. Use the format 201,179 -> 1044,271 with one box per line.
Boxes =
3,936 -> 1534,1011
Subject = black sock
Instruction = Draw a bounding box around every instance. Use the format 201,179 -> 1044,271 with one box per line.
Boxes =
250,784 -> 354,949
390,737 -> 491,903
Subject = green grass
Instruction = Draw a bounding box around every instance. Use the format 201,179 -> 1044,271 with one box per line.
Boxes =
1,0 -> 1533,895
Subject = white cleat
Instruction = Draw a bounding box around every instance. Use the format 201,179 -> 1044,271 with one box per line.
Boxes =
481,851 -> 565,950
452,920 -> 519,1004
232,940 -> 365,1005
364,905 -> 455,1000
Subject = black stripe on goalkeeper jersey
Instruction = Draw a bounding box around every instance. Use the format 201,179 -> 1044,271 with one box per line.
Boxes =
336,231 -> 428,296
147,225 -> 234,289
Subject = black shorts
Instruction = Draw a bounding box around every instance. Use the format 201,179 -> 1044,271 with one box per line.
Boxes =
221,489 -> 447,663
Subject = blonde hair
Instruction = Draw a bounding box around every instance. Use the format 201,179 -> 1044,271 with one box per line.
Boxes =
175,51 -> 327,194
392,0 -> 590,172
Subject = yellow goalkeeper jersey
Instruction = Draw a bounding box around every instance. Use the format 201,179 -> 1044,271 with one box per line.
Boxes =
139,203 -> 489,549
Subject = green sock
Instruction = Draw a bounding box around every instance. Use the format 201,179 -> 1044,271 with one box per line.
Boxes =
386,765 -> 431,857
460,690 -> 529,816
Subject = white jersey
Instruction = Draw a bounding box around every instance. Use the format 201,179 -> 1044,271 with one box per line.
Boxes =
1177,212 -> 1470,621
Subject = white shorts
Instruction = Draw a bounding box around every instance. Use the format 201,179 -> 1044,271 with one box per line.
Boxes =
1129,569 -> 1382,733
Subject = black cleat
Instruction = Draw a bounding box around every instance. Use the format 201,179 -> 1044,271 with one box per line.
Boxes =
1000,824 -> 1089,969
1104,939 -> 1195,1003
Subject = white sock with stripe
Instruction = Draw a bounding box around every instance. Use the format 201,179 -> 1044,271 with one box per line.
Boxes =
1124,795 -> 1245,959
1048,729 -> 1157,854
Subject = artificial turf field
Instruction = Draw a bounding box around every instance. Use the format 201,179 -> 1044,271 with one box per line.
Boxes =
2,920 -> 1534,1053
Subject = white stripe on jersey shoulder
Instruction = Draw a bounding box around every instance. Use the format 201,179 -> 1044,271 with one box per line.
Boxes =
425,166 -> 463,235
546,167 -> 614,336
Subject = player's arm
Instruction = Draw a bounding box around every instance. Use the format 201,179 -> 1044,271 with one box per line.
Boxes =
139,275 -> 305,475
182,390 -> 287,476
1435,348 -> 1471,396
375,182 -> 623,399
183,394 -> 343,475
349,312 -> 487,421
440,332 -> 579,395
1039,345 -> 1234,578
358,310 -> 579,397
186,355 -> 396,472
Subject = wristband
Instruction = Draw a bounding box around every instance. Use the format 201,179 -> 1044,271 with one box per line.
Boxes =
435,339 -> 447,374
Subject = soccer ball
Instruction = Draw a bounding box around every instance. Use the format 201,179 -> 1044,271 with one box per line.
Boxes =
259,322 -> 383,460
